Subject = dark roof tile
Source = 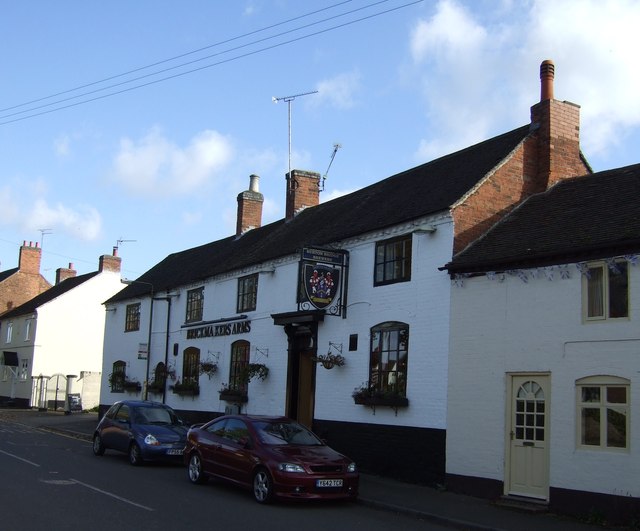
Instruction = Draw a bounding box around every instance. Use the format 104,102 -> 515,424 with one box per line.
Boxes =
445,163 -> 640,273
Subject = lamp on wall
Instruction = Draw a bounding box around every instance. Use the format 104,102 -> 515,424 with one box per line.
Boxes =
413,224 -> 437,234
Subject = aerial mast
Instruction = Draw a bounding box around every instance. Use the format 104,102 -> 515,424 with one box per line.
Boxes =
272,90 -> 318,180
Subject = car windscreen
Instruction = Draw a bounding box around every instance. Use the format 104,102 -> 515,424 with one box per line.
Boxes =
254,421 -> 323,446
135,406 -> 180,425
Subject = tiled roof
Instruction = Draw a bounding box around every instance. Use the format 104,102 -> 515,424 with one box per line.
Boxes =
444,163 -> 640,274
0,267 -> 18,283
109,125 -> 532,302
0,272 -> 99,319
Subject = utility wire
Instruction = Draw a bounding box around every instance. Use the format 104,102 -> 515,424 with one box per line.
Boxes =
0,0 -> 392,121
0,0 -> 423,126
0,0 -> 355,114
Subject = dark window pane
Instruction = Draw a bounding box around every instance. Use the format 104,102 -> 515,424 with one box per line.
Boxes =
607,408 -> 626,448
581,408 -> 600,446
609,262 -> 628,318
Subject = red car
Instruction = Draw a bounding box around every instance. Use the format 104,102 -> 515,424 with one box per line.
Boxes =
184,415 -> 359,503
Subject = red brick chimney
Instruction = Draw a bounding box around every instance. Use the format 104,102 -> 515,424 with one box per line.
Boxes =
55,262 -> 77,284
530,59 -> 584,190
236,174 -> 264,237
451,60 -> 590,255
18,241 -> 42,275
285,169 -> 320,220
99,247 -> 122,273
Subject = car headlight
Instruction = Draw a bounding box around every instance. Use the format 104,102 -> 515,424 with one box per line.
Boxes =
278,463 -> 305,473
347,462 -> 357,473
144,434 -> 160,446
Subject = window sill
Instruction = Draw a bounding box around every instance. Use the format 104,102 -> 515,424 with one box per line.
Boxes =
219,390 -> 248,403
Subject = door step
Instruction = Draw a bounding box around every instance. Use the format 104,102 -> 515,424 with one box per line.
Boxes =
495,495 -> 549,513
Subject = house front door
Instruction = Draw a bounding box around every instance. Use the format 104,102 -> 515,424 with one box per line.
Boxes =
506,374 -> 550,500
284,324 -> 317,429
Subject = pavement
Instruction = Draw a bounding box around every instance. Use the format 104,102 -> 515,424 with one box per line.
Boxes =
0,408 -> 614,531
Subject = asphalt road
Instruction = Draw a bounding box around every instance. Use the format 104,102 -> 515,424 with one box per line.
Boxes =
0,419 -> 449,531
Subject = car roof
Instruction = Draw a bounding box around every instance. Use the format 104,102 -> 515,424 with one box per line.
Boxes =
113,400 -> 170,408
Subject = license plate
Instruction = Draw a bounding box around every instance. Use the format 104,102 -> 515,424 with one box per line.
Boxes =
316,479 -> 343,488
166,449 -> 183,455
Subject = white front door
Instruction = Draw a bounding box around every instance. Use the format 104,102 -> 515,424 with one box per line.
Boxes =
506,374 -> 550,500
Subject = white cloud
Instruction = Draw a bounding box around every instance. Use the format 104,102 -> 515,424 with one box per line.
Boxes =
313,71 -> 361,110
408,0 -> 640,163
321,188 -> 355,203
111,127 -> 234,197
27,199 -> 101,241
54,134 -> 71,157
0,181 -> 101,241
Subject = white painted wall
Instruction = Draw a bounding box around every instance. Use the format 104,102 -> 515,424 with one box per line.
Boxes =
447,264 -> 640,497
101,215 -> 455,431
1,269 -> 122,409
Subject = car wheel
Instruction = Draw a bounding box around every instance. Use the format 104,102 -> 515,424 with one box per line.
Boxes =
187,453 -> 208,485
92,434 -> 105,456
253,468 -> 273,504
128,443 -> 143,466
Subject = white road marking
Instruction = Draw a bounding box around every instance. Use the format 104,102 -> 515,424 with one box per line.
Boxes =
0,449 -> 41,467
69,478 -> 154,511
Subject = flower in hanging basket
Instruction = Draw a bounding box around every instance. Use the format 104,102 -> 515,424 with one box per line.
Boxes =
198,361 -> 218,379
239,363 -> 269,384
313,352 -> 346,369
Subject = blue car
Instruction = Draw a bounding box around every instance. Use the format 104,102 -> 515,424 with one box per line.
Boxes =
92,400 -> 188,465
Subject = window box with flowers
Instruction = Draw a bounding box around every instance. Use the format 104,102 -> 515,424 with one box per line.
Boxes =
172,380 -> 200,397
218,383 -> 248,403
108,372 -> 141,393
147,380 -> 165,394
352,382 -> 408,413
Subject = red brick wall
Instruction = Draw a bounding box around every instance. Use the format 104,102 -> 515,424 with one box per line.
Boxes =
0,242 -> 51,315
236,190 -> 264,236
286,170 -> 320,220
452,98 -> 589,255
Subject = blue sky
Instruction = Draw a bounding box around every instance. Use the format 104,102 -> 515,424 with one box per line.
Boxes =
1,0 -> 639,282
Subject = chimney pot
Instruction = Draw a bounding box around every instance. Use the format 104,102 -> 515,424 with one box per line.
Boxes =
540,59 -> 555,101
249,174 -> 260,193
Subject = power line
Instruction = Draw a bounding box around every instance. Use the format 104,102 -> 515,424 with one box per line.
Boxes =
0,0 -> 394,122
0,0 -> 423,126
0,0 -> 356,115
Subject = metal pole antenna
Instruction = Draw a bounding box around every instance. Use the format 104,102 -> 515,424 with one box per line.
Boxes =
272,90 -> 318,179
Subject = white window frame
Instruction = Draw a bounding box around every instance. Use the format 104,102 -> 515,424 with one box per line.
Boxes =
576,375 -> 629,452
5,322 -> 13,343
20,359 -> 28,381
24,318 -> 32,341
582,260 -> 629,322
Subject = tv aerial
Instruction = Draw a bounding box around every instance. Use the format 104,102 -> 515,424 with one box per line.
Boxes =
272,90 -> 318,179
320,143 -> 341,192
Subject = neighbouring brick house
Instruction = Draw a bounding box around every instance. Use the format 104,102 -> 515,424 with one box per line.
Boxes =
0,241 -> 52,316
100,61 -> 590,486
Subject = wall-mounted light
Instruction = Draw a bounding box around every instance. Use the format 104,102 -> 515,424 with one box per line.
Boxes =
413,224 -> 437,234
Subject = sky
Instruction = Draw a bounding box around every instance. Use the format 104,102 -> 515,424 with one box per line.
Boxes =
1,0 -> 639,283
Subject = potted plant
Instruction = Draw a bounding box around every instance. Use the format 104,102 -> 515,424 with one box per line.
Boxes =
312,352 -> 346,370
218,383 -> 248,403
172,379 -> 200,397
199,360 -> 218,379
